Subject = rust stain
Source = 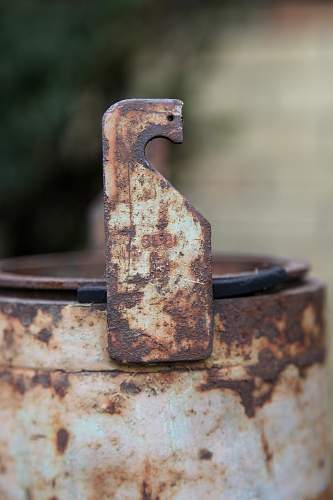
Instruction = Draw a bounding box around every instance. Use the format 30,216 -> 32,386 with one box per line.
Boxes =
32,372 -> 51,389
3,328 -> 14,348
0,369 -> 70,400
3,303 -> 37,327
307,486 -> 332,500
36,328 -> 52,344
199,341 -> 325,418
141,456 -> 185,498
25,488 -> 33,500
141,479 -> 153,500
0,303 -> 62,329
0,456 -> 6,474
103,99 -> 213,364
120,380 -> 142,395
103,395 -> 126,415
142,232 -> 176,248
212,285 -> 326,371
198,448 -> 213,460
89,464 -> 130,500
91,455 -> 186,500
30,434 -> 46,441
215,288 -> 324,347
56,428 -> 69,454
140,458 -> 160,500
0,370 -> 26,395
259,427 -> 273,474
52,372 -> 70,399
200,373 -> 256,418
250,346 -> 325,380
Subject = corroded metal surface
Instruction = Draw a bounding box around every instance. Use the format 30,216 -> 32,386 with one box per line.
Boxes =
0,360 -> 329,499
0,279 -> 324,372
102,99 -> 213,363
0,279 -> 330,498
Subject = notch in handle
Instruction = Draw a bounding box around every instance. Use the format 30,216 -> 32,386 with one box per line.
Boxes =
102,99 -> 212,363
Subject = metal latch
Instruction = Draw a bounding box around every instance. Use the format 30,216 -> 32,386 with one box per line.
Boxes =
102,99 -> 213,363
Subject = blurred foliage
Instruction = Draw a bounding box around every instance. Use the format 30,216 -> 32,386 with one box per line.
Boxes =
0,0 -> 252,256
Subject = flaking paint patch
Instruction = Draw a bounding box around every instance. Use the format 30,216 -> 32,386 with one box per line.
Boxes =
56,428 -> 69,454
37,328 -> 52,344
120,380 -> 141,395
0,369 -> 70,399
198,448 -> 213,460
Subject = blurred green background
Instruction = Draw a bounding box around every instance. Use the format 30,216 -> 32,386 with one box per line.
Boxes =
0,0 -> 239,256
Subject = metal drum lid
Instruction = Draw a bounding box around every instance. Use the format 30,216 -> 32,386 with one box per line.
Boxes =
0,251 -> 309,302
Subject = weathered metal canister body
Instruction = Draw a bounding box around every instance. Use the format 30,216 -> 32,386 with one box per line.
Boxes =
0,99 -> 330,499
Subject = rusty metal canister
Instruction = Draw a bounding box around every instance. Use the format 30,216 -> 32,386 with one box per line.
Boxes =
0,99 -> 330,500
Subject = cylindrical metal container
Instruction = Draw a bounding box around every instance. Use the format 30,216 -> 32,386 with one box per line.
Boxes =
0,99 -> 330,500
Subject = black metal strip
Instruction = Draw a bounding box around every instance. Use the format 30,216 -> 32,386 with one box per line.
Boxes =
77,265 -> 289,303
212,265 -> 288,299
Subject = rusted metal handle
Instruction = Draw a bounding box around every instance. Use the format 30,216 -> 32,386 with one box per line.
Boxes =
102,99 -> 213,363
